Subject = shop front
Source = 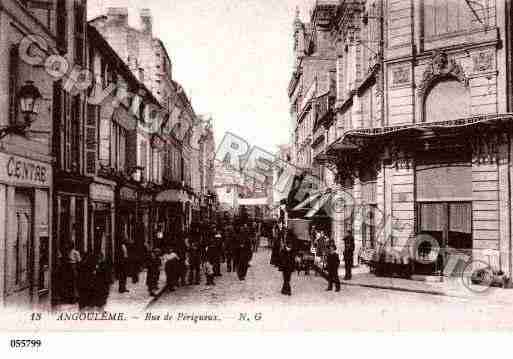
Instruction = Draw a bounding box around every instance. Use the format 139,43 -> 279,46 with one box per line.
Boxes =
324,114 -> 513,279
89,181 -> 115,264
155,188 -> 187,246
0,153 -> 52,308
116,185 -> 138,245
138,190 -> 154,249
53,172 -> 90,305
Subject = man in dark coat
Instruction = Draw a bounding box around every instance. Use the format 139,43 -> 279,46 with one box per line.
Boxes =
188,240 -> 201,285
212,232 -> 223,277
279,241 -> 295,296
174,235 -> 188,287
118,238 -> 130,293
343,230 -> 355,280
164,247 -> 180,291
326,245 -> 341,291
236,235 -> 252,281
224,225 -> 235,272
92,252 -> 113,309
146,248 -> 161,296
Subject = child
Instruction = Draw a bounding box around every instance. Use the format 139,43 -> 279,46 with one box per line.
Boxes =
146,248 -> 161,297
326,245 -> 341,292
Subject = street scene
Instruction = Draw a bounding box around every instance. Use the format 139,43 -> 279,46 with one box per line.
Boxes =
3,0 -> 513,333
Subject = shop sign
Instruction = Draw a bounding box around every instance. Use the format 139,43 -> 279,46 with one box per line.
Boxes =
120,187 -> 137,201
140,193 -> 153,202
0,153 -> 51,187
90,183 -> 114,202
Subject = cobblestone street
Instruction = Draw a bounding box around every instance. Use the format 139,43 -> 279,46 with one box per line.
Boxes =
144,248 -> 513,330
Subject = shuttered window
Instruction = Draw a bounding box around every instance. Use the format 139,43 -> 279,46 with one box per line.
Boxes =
56,0 -> 67,51
9,45 -> 19,125
74,1 -> 86,65
85,104 -> 99,175
70,95 -> 81,172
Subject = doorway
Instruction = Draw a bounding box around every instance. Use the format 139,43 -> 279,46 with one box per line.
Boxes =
416,202 -> 472,275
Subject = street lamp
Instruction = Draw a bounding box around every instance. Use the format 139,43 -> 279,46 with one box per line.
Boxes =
0,80 -> 42,139
18,80 -> 42,126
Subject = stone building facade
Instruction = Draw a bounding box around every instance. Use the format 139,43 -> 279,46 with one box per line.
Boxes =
0,0 -> 68,308
291,0 -> 513,279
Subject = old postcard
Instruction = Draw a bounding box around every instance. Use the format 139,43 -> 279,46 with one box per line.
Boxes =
1,0 -> 513,342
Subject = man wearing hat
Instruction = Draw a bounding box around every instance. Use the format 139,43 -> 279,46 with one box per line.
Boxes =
279,239 -> 295,295
343,230 -> 355,280
326,245 -> 341,292
212,232 -> 223,277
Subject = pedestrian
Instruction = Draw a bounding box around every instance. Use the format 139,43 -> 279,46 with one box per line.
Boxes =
164,247 -> 180,292
343,230 -> 355,280
175,234 -> 188,287
205,240 -> 216,285
279,240 -> 295,296
326,245 -> 341,292
63,241 -> 81,303
188,240 -> 201,285
118,238 -> 130,293
224,225 -> 235,272
77,253 -> 96,310
128,240 -> 140,284
213,233 -> 222,277
236,236 -> 252,281
146,248 -> 162,296
92,251 -> 113,310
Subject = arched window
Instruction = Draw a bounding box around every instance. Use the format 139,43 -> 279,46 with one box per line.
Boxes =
424,79 -> 470,123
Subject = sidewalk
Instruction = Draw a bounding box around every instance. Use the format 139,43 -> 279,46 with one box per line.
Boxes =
316,265 -> 513,305
54,269 -> 167,312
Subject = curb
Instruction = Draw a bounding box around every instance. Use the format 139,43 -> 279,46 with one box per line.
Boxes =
311,264 -> 451,297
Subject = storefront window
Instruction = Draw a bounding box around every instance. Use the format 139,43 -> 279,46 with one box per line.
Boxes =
39,236 -> 49,292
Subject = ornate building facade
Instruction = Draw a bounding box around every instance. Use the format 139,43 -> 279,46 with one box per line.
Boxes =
291,0 -> 513,279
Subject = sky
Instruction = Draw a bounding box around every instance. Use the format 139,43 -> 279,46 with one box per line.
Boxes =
88,0 -> 316,154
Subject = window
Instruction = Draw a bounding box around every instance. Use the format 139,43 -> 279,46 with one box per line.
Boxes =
424,80 -> 470,122
99,116 -> 111,167
56,0 -> 67,50
85,104 -> 99,175
140,141 -> 148,181
70,95 -> 81,171
13,190 -> 33,291
118,127 -> 127,172
424,0 -> 477,37
74,1 -> 86,65
9,45 -> 19,125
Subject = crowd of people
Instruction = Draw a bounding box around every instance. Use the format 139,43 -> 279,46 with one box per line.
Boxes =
57,221 -> 264,311
56,219 -> 356,309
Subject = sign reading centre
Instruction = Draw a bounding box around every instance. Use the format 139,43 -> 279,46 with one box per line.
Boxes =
0,153 -> 51,187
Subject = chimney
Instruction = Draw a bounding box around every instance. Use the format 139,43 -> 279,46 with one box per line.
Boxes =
140,8 -> 152,35
107,7 -> 128,26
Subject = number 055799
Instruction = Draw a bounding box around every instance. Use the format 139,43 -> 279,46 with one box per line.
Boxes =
10,339 -> 42,349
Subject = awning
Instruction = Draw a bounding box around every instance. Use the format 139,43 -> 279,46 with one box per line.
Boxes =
155,189 -> 189,203
326,113 -> 513,155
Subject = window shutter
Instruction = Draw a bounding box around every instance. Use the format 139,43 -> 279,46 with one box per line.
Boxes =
64,94 -> 72,170
9,46 -> 19,125
53,81 -> 63,168
85,104 -> 98,175
56,0 -> 67,51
